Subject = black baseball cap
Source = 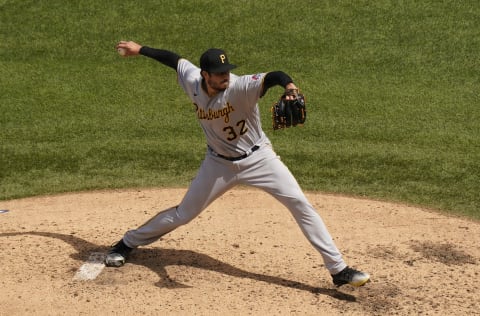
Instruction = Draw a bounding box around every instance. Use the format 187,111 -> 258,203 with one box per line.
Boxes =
200,48 -> 237,73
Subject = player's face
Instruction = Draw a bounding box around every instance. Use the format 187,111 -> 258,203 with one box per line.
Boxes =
205,71 -> 230,92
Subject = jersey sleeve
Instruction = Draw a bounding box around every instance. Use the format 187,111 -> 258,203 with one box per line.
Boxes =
176,59 -> 201,100
233,73 -> 267,108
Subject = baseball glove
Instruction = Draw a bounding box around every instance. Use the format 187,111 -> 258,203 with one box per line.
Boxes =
271,89 -> 307,130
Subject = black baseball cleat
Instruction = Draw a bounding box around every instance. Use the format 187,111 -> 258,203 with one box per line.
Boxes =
105,239 -> 133,267
332,266 -> 370,287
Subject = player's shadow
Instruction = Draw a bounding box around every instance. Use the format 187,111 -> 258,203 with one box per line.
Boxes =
0,231 -> 355,302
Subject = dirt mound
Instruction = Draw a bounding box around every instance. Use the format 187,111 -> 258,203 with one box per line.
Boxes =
1,188 -> 479,315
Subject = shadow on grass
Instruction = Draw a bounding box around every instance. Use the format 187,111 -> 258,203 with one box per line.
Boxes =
0,231 -> 356,302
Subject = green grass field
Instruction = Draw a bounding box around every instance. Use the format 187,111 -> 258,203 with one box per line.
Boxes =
1,1 -> 479,219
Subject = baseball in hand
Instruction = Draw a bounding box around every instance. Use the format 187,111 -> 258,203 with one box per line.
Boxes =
117,47 -> 127,56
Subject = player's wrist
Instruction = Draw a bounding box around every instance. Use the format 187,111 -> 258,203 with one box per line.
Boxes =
285,83 -> 299,97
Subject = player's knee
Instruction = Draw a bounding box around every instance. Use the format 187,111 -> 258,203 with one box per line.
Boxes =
284,197 -> 315,214
175,207 -> 200,226
286,196 -> 309,208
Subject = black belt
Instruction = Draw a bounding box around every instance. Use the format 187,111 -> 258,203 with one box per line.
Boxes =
213,145 -> 260,161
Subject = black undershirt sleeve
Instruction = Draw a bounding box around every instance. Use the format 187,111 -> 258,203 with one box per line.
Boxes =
261,71 -> 293,97
139,46 -> 181,70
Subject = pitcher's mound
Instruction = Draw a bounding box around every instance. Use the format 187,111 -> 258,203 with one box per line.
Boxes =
0,188 -> 479,315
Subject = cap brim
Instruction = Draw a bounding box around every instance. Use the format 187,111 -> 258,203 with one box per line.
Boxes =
208,64 -> 237,73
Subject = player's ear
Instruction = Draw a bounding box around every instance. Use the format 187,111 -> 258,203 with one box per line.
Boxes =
200,70 -> 208,79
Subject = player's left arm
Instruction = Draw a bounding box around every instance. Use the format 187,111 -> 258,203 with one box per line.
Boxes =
261,71 -> 299,100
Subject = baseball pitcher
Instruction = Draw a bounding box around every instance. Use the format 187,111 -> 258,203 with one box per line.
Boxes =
106,41 -> 370,287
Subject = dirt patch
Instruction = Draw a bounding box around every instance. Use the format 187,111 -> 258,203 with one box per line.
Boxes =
1,188 -> 479,315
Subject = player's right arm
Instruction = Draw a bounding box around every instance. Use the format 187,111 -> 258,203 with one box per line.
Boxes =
115,41 -> 181,71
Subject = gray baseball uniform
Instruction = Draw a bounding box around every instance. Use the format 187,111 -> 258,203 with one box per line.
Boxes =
122,57 -> 347,275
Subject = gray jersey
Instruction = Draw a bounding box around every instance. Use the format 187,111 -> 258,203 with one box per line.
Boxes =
177,59 -> 269,157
